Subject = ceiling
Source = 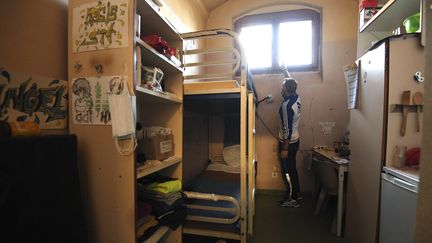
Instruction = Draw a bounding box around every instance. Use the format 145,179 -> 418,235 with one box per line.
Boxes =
200,0 -> 229,13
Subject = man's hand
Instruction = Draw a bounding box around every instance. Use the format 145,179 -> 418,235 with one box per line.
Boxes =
280,150 -> 288,159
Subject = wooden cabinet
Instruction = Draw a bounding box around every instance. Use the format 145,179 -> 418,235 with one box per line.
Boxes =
68,0 -> 183,242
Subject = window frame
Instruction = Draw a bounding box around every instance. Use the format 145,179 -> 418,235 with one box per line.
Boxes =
234,9 -> 321,74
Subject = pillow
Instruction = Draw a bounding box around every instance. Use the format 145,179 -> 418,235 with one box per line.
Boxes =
223,144 -> 240,167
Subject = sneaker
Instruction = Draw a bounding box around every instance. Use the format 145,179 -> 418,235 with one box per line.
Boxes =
279,199 -> 300,208
278,198 -> 289,204
279,194 -> 302,204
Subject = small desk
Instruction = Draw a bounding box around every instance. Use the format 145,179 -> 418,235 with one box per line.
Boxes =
312,148 -> 349,237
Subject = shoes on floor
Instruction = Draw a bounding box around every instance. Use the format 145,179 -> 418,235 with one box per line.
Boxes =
279,199 -> 300,208
278,193 -> 303,204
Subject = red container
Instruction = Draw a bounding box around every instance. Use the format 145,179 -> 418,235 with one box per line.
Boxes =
359,0 -> 378,10
141,35 -> 176,57
405,147 -> 420,167
142,35 -> 167,54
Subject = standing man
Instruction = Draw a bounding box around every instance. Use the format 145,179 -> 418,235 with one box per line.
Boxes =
278,77 -> 301,208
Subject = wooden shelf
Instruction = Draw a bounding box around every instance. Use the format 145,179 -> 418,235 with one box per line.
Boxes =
137,39 -> 183,74
137,156 -> 182,179
136,85 -> 182,104
360,0 -> 420,33
137,0 -> 182,42
142,226 -> 170,243
136,216 -> 152,228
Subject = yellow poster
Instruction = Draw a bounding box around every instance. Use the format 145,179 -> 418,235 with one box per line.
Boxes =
72,0 -> 129,53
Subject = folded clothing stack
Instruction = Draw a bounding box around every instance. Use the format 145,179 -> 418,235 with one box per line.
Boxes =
137,174 -> 186,242
136,201 -> 152,226
138,178 -> 183,216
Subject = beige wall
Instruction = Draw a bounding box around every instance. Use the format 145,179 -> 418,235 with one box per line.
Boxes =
0,0 -> 68,80
0,0 -> 68,135
207,0 -> 358,191
164,0 -> 208,32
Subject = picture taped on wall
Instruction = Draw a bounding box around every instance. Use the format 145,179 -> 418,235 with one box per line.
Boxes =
71,75 -> 126,125
72,0 -> 129,53
0,68 -> 68,129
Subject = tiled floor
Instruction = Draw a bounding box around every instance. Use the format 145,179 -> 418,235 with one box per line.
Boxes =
249,193 -> 345,243
183,192 -> 345,243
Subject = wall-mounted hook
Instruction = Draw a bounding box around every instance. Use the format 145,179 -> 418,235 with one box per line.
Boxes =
414,71 -> 424,83
74,62 -> 83,74
95,64 -> 103,76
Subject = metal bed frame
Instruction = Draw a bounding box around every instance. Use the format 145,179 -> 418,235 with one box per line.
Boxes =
181,29 -> 257,243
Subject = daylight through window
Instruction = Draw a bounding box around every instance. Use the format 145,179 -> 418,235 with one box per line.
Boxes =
235,9 -> 320,73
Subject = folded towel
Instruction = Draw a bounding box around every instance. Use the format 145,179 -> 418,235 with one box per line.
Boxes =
143,180 -> 182,194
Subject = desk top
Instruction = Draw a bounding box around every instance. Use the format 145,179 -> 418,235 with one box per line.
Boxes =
313,148 -> 350,166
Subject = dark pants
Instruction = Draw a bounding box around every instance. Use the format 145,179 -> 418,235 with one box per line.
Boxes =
279,140 -> 300,200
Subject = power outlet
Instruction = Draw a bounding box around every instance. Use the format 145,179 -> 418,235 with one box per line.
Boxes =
272,172 -> 278,178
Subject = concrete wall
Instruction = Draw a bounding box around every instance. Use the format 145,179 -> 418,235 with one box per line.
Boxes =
0,0 -> 68,80
0,0 -> 68,135
206,0 -> 358,191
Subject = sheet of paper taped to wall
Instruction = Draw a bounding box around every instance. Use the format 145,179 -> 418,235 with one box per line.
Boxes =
343,62 -> 359,109
320,122 -> 335,136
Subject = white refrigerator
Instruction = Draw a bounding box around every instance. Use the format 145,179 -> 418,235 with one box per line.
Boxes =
380,168 -> 419,243
346,34 -> 424,243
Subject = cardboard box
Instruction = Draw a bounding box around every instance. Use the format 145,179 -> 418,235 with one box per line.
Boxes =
359,8 -> 381,28
142,134 -> 174,160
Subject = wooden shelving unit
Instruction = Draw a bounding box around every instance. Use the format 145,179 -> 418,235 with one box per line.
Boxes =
357,0 -> 422,57
136,156 -> 182,179
136,85 -> 182,104
68,0 -> 183,242
143,226 -> 170,243
135,0 -> 184,242
360,0 -> 420,32
137,39 -> 183,74
137,0 -> 182,43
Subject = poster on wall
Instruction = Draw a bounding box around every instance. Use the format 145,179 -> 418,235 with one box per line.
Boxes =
71,75 -> 125,125
72,0 -> 129,53
0,68 -> 68,129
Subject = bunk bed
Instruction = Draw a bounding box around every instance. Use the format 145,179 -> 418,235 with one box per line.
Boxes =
180,29 -> 257,243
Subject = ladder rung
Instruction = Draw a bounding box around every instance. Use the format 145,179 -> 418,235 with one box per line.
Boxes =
184,73 -> 233,80
184,61 -> 236,68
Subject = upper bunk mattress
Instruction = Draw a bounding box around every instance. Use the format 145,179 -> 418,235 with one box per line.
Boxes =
184,80 -> 240,95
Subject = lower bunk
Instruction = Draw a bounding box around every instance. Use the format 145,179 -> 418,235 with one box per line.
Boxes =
183,168 -> 242,241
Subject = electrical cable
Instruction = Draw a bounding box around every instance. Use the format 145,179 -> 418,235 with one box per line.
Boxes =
255,110 -> 278,140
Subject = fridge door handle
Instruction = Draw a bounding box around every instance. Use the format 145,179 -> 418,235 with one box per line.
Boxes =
383,175 -> 418,193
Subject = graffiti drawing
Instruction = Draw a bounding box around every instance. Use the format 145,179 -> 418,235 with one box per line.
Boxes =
71,75 -> 125,125
72,78 -> 93,124
0,68 -> 68,129
72,0 -> 129,53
